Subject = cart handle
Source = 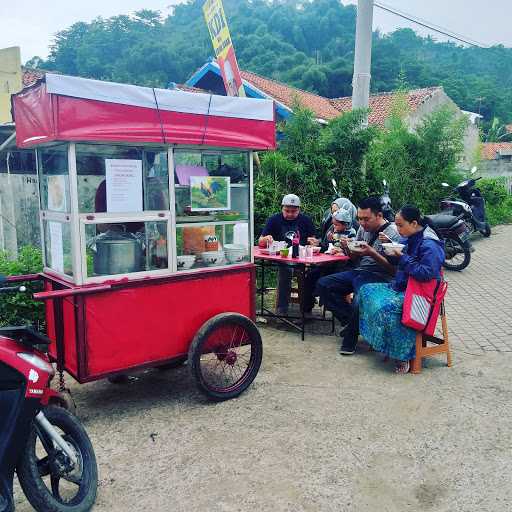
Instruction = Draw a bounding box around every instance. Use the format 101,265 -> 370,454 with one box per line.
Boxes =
33,285 -> 112,301
5,274 -> 42,283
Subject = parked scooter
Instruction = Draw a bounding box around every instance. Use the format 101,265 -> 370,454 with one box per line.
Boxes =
0,276 -> 97,512
320,179 -> 359,238
425,212 -> 472,271
440,167 -> 491,237
380,179 -> 395,222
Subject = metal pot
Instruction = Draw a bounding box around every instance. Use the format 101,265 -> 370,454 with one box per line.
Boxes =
92,230 -> 144,276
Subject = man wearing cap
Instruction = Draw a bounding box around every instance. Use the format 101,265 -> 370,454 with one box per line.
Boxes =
259,194 -> 316,315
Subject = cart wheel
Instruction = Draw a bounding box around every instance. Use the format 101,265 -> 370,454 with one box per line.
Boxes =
188,313 -> 263,401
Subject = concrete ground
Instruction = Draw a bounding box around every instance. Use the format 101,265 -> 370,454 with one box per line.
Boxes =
14,226 -> 512,512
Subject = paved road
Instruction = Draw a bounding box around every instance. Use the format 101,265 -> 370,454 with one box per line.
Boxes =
13,225 -> 512,512
445,224 -> 512,353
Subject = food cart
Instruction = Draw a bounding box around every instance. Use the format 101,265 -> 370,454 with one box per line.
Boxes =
12,73 -> 276,401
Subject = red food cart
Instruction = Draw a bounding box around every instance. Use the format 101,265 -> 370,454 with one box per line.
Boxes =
11,73 -> 276,401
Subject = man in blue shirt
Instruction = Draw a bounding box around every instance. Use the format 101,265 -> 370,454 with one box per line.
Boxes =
259,194 -> 316,315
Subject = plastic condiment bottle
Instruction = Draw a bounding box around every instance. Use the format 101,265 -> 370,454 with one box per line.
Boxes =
292,231 -> 300,258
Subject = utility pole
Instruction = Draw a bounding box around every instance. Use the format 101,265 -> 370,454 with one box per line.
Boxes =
351,0 -> 374,128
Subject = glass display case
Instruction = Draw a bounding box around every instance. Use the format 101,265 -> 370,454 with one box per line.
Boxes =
37,143 -> 253,284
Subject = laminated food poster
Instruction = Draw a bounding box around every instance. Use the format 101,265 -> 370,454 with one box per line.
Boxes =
105,159 -> 143,213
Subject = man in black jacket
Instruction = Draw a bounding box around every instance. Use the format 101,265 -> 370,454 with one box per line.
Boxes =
259,194 -> 316,315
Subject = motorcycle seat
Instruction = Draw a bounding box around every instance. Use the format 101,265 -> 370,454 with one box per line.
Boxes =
425,214 -> 458,229
0,326 -> 50,347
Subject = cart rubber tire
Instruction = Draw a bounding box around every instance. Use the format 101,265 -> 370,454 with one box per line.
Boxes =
443,235 -> 471,271
17,406 -> 98,512
188,313 -> 263,401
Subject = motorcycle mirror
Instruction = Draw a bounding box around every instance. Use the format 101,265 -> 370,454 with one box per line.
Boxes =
382,179 -> 387,187
331,178 -> 337,188
470,166 -> 477,174
441,182 -> 450,187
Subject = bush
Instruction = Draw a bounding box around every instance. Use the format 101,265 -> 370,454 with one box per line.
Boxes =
367,105 -> 467,214
0,246 -> 45,328
478,178 -> 512,226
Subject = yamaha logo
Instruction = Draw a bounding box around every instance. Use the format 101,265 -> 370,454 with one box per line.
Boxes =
28,369 -> 39,383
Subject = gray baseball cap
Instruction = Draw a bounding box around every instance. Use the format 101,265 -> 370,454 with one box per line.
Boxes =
281,194 -> 301,207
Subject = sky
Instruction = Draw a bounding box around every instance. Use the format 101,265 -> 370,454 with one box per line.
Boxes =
0,0 -> 511,63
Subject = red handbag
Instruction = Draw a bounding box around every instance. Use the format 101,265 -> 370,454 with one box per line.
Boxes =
402,276 -> 448,336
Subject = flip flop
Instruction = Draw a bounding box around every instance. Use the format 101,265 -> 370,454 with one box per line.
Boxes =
394,360 -> 410,374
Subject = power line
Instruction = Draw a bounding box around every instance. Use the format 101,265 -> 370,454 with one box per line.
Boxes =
373,1 -> 489,48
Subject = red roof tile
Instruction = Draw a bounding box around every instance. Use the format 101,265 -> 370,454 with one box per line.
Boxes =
240,70 -> 341,120
21,67 -> 45,87
481,142 -> 512,160
239,69 -> 442,125
330,87 -> 443,127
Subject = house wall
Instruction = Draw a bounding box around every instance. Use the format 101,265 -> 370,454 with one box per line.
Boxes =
0,47 -> 22,123
406,89 -> 480,169
480,159 -> 512,193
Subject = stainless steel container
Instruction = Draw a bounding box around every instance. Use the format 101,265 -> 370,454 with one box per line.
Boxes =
92,231 -> 143,275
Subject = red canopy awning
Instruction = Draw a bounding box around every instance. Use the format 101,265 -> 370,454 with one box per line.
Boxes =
12,74 -> 276,150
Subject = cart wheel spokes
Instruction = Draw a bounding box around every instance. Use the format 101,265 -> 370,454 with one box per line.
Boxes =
189,313 -> 263,401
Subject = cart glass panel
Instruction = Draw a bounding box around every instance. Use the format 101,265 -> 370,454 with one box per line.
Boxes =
38,144 -> 70,213
42,219 -> 73,276
173,149 -> 250,270
75,144 -> 169,214
84,220 -> 168,278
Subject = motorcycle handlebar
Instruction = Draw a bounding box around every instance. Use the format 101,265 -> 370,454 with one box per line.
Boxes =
0,285 -> 26,294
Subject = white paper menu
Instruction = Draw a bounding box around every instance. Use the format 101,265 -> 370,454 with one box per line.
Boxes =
49,221 -> 64,273
105,159 -> 143,213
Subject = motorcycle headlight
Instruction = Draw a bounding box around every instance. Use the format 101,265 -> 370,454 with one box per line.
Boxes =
17,352 -> 55,375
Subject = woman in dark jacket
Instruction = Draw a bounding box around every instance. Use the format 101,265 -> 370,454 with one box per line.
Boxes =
358,206 -> 445,374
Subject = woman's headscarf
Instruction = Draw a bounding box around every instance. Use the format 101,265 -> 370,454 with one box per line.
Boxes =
331,198 -> 357,225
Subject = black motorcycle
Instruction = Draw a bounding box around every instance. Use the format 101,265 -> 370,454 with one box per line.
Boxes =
440,167 -> 491,238
425,212 -> 472,271
380,179 -> 395,223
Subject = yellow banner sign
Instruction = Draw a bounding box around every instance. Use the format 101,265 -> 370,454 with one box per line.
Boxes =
203,0 -> 246,97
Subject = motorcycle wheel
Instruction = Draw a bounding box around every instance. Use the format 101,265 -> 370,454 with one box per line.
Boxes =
482,223 -> 491,237
17,406 -> 97,512
443,235 -> 471,271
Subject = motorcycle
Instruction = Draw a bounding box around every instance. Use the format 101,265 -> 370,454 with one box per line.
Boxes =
440,167 -> 491,238
380,179 -> 395,223
425,212 -> 472,271
320,179 -> 359,239
0,276 -> 97,512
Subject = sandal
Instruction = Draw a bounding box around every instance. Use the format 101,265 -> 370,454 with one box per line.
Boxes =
394,360 -> 410,374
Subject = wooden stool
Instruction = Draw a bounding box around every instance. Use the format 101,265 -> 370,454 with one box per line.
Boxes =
410,301 -> 452,374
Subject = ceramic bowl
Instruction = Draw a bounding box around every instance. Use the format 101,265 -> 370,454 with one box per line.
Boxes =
177,255 -> 196,270
347,240 -> 366,253
201,250 -> 225,266
312,246 -> 321,254
224,244 -> 247,263
382,242 -> 405,255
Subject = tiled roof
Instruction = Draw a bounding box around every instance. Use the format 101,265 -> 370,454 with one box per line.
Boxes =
21,67 -> 45,87
239,69 -> 442,125
330,87 -> 443,127
481,142 -> 512,160
240,70 -> 341,120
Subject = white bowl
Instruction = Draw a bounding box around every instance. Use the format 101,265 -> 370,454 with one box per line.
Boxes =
224,244 -> 247,263
382,242 -> 405,255
177,255 -> 196,270
347,240 -> 366,253
201,250 -> 225,266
